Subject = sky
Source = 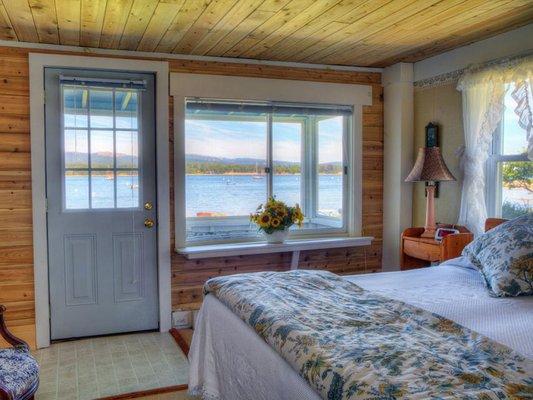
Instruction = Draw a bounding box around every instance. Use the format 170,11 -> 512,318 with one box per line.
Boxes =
502,90 -> 528,154
185,115 -> 344,163
63,89 -> 527,163
63,88 -> 139,159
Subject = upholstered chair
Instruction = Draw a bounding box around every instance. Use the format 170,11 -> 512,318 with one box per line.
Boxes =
0,305 -> 39,400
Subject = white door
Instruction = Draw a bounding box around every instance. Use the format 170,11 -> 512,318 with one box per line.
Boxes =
45,68 -> 159,339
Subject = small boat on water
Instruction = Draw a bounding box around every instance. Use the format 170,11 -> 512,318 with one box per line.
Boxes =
252,162 -> 265,180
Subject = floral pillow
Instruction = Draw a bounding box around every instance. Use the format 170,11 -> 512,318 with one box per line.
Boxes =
462,214 -> 533,297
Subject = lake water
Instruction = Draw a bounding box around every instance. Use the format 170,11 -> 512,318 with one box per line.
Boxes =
65,175 -> 139,209
64,175 -> 531,218
186,174 -> 343,217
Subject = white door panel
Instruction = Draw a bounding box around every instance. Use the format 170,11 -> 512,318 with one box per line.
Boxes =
45,68 -> 158,339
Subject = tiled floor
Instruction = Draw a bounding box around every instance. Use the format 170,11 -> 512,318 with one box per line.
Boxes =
32,332 -> 189,400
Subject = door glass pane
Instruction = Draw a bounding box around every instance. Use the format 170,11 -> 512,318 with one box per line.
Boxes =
65,171 -> 89,209
63,87 -> 88,128
499,161 -> 533,218
90,130 -> 114,168
185,104 -> 267,242
64,129 -> 88,168
91,170 -> 115,208
90,90 -> 114,128
61,85 -> 143,211
116,130 -> 138,168
273,118 -> 302,206
317,116 -> 344,224
115,91 -> 138,129
117,170 -> 139,208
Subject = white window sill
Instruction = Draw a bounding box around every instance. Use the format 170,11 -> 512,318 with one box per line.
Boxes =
177,236 -> 374,269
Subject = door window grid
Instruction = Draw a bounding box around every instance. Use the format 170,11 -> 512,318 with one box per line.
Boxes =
62,85 -> 141,210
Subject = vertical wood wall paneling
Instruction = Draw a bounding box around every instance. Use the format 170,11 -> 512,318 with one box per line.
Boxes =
0,50 -> 35,347
0,46 -> 382,347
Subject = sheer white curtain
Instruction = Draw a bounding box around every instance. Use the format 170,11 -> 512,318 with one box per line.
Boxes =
456,56 -> 532,235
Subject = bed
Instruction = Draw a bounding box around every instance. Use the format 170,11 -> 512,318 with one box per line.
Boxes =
188,219 -> 533,400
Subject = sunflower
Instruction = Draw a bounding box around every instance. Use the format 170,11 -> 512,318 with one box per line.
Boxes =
259,213 -> 271,227
271,218 -> 281,228
277,207 -> 288,218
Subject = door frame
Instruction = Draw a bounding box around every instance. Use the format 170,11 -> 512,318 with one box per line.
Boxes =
29,53 -> 171,348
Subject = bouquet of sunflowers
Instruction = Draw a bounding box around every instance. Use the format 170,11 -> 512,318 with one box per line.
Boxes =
250,197 -> 304,234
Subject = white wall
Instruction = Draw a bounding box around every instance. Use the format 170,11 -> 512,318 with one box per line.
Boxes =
414,23 -> 533,81
382,63 -> 414,270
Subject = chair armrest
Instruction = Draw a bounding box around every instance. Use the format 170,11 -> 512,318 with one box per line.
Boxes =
440,233 -> 474,261
0,305 -> 29,351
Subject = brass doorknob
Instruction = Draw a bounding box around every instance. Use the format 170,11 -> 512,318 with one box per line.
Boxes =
144,201 -> 153,210
144,218 -> 155,228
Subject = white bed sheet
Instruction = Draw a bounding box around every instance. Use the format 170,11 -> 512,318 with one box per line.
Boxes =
188,257 -> 533,400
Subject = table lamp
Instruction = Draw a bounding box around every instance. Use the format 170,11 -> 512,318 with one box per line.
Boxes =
405,147 -> 456,238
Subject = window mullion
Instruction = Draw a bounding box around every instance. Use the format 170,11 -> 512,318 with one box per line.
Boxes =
307,116 -> 317,220
267,113 -> 273,200
112,89 -> 117,208
302,118 -> 310,217
342,115 -> 349,232
87,89 -> 92,210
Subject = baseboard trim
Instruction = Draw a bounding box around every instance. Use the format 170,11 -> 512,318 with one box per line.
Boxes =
169,328 -> 190,356
97,384 -> 188,400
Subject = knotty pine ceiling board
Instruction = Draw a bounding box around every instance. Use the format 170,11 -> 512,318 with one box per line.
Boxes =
0,0 -> 531,67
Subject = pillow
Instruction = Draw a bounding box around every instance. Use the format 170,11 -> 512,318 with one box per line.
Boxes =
462,214 -> 533,297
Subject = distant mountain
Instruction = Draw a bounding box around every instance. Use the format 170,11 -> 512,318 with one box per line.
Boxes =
65,152 -> 340,172
65,152 -> 137,167
186,154 -> 268,165
185,153 -> 341,167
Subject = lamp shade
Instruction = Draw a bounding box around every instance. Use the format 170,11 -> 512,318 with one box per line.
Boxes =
405,147 -> 456,182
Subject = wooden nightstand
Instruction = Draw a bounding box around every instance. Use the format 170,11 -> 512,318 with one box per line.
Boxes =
400,224 -> 473,270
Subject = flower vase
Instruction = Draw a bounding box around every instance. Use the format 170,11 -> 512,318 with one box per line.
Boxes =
264,229 -> 289,244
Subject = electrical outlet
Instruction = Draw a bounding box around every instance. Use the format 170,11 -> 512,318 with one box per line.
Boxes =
172,310 -> 191,328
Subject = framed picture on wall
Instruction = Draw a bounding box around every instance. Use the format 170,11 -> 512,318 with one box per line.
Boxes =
425,122 -> 439,147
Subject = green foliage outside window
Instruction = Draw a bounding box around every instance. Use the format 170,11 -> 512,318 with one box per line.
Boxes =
502,161 -> 532,193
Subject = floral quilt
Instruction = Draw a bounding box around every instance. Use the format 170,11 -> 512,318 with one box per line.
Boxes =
204,270 -> 533,400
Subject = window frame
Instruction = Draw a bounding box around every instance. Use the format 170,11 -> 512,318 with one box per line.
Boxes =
485,119 -> 530,218
170,72 -> 372,250
184,101 -> 352,245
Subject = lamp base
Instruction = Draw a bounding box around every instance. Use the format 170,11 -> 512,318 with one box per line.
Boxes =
421,228 -> 436,239
423,184 -> 437,239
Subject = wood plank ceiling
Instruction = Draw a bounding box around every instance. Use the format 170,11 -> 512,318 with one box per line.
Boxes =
0,0 -> 531,67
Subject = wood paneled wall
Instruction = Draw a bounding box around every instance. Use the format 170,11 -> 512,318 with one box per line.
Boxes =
0,46 -> 382,347
0,48 -> 35,347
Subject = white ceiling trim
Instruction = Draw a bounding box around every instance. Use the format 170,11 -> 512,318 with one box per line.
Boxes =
0,39 -> 383,73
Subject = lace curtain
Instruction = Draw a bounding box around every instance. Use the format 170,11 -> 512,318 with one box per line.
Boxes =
456,56 -> 533,235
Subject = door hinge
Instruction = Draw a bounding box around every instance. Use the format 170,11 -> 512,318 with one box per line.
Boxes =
43,90 -> 46,104
344,166 -> 348,175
